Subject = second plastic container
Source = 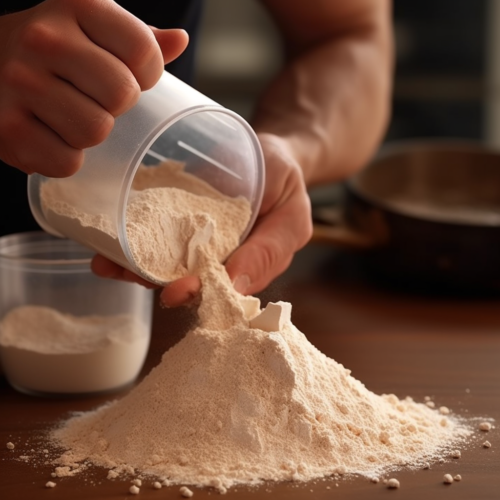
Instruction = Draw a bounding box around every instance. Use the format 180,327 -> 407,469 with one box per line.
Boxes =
0,232 -> 154,396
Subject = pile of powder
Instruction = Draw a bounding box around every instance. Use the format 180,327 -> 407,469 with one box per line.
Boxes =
0,306 -> 146,354
40,160 -> 251,284
50,246 -> 471,489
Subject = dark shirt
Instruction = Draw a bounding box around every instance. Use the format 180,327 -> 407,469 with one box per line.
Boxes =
0,0 -> 202,236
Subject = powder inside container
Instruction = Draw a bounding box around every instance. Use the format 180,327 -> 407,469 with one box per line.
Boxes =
40,160 -> 252,284
47,166 -> 471,488
0,306 -> 149,393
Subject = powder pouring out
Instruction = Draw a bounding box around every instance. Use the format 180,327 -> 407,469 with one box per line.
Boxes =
44,162 -> 471,490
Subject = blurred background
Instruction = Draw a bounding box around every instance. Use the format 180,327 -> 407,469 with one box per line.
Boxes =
194,0 -> 498,148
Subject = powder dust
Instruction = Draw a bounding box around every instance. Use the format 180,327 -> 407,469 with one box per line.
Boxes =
48,165 -> 471,489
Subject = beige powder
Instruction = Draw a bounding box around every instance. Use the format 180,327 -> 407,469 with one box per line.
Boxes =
49,183 -> 471,489
0,306 -> 150,393
40,161 -> 251,284
0,306 -> 146,354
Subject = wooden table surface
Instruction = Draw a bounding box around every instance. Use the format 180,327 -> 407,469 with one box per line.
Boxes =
1,244 -> 499,499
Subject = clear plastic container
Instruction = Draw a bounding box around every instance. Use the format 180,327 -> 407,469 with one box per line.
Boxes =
0,232 -> 154,396
28,71 -> 265,285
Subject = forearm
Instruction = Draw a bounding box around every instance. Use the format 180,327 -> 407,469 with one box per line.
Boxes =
252,3 -> 393,186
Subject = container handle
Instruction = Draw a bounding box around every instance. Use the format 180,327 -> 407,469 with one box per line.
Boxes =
311,207 -> 380,250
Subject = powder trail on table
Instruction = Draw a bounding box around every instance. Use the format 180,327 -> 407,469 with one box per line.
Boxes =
49,166 -> 472,488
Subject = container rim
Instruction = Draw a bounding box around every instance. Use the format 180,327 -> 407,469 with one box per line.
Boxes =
0,231 -> 93,266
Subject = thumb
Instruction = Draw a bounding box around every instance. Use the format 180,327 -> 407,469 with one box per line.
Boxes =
150,28 -> 189,65
225,231 -> 295,296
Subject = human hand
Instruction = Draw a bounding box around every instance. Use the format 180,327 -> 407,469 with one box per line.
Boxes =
0,0 -> 188,177
155,132 -> 313,306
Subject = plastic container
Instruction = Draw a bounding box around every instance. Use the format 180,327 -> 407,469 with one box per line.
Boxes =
28,71 -> 265,285
0,232 -> 154,396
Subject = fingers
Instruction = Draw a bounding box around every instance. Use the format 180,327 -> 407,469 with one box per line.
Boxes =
0,107 -> 83,177
225,134 -> 313,295
91,254 -> 201,307
225,195 -> 312,294
9,62 -> 114,150
74,1 -> 185,91
160,276 -> 202,308
151,28 -> 190,66
91,254 -> 158,289
0,1 -> 189,177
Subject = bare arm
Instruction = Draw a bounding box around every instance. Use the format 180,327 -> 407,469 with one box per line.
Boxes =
254,0 -> 394,185
159,0 -> 394,304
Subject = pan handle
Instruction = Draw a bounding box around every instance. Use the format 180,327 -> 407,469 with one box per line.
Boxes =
311,206 -> 381,250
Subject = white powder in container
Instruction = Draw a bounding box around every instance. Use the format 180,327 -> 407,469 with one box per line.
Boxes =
0,305 -> 149,394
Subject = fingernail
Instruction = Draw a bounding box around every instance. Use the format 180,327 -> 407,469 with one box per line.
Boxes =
233,274 -> 251,294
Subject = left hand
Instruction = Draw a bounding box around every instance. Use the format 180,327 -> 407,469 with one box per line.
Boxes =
92,133 -> 313,305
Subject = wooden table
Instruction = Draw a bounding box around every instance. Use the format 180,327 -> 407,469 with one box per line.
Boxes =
1,244 -> 499,499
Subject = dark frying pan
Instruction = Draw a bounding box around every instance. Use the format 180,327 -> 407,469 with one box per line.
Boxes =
312,140 -> 500,293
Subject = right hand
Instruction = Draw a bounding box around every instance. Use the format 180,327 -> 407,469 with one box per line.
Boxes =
0,0 -> 188,177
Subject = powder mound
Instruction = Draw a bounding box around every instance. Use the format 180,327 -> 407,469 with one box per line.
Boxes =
45,159 -> 470,489
0,305 -> 146,354
51,307 -> 469,488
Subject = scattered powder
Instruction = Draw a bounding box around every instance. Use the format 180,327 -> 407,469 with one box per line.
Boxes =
6,442 -> 14,450
443,474 -> 454,484
479,422 -> 492,432
41,162 -> 473,491
483,441 -> 492,448
107,470 -> 119,480
180,486 -> 194,497
387,478 -> 400,489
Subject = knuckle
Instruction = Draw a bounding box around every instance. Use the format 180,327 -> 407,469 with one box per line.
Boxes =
0,60 -> 43,97
46,149 -> 84,178
106,77 -> 141,116
17,21 -> 66,58
126,33 -> 163,89
77,111 -> 114,148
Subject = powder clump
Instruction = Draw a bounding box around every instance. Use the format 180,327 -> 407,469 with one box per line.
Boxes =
48,162 -> 471,489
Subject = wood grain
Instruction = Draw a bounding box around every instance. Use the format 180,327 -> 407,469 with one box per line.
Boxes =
1,244 -> 499,499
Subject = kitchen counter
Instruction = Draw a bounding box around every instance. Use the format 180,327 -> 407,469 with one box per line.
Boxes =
1,243 -> 499,499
